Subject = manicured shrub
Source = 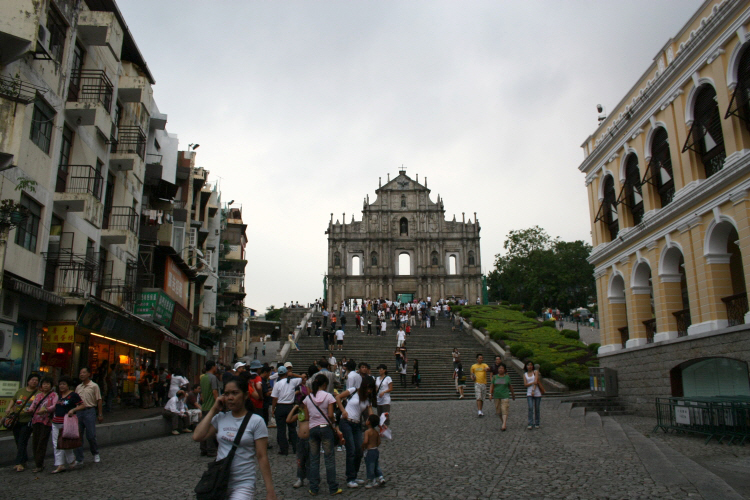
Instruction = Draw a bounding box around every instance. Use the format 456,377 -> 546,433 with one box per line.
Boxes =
500,300 -> 510,306
524,311 -> 536,318
451,305 -> 463,313
539,362 -> 556,378
541,320 -> 555,328
461,311 -> 472,319
509,304 -> 522,311
588,343 -> 601,353
561,329 -> 580,340
510,343 -> 534,360
472,319 -> 488,329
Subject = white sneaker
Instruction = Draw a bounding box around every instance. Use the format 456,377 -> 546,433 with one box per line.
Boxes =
93,454 -> 101,463
378,476 -> 386,485
74,460 -> 84,467
347,481 -> 359,488
336,446 -> 344,452
355,479 -> 365,485
293,479 -> 303,488
364,480 -> 376,489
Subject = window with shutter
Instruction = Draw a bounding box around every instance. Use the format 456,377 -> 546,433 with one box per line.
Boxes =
189,228 -> 197,247
616,154 -> 644,225
683,85 -> 725,178
725,46 -> 750,131
642,128 -> 674,208
595,176 -> 619,241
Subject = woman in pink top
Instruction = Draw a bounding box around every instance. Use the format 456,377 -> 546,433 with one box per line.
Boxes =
26,376 -> 58,472
302,373 -> 340,495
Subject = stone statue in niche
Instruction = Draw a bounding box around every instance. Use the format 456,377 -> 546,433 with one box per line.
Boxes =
334,252 -> 341,266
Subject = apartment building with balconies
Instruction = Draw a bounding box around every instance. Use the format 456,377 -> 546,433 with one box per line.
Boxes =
580,0 -> 750,413
216,206 -> 247,364
0,0 -> 206,393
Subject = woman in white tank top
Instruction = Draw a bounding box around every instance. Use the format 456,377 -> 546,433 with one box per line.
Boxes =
523,361 -> 542,429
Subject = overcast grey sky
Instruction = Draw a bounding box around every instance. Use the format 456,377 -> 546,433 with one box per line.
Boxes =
118,0 -> 703,313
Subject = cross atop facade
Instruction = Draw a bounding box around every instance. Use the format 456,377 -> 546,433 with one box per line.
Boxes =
399,164 -> 406,174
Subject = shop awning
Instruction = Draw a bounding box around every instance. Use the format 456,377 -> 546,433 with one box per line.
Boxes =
7,276 -> 65,306
161,327 -> 188,350
186,340 -> 207,357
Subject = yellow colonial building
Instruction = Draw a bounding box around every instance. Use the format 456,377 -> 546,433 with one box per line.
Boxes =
580,0 -> 750,412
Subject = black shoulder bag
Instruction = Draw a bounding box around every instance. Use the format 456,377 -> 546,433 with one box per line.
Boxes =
194,411 -> 252,500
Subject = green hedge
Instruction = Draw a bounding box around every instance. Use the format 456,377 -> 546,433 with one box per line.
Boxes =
524,311 -> 536,318
539,362 -> 556,378
472,319 -> 488,329
588,343 -> 601,353
510,343 -> 534,360
509,304 -> 522,311
541,320 -> 556,328
461,311 -> 472,319
500,300 -> 510,306
451,305 -> 463,313
561,329 -> 580,340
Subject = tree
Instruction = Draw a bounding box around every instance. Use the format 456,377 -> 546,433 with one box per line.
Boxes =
265,305 -> 282,322
488,227 -> 594,313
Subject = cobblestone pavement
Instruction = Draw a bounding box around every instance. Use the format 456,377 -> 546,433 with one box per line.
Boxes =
4,399 -> 739,499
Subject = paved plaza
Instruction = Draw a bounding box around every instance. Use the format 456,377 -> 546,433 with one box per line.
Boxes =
5,399 -> 749,499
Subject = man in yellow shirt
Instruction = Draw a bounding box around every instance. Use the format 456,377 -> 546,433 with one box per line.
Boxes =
470,354 -> 490,417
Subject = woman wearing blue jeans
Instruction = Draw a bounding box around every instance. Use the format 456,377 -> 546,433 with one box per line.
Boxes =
335,377 -> 375,489
523,361 -> 542,429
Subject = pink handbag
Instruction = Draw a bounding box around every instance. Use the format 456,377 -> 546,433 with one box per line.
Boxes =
62,414 -> 79,439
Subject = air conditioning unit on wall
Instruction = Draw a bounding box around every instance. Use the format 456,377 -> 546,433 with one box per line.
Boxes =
0,322 -> 13,360
0,291 -> 19,324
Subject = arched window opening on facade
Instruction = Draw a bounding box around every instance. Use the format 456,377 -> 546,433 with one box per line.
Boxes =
643,128 -> 675,208
401,195 -> 406,208
632,261 -> 656,344
371,251 -> 378,266
725,45 -> 750,132
398,252 -> 411,276
670,358 -> 750,398
608,274 -> 628,348
400,217 -> 408,235
706,221 -> 748,326
351,255 -> 361,276
448,255 -> 457,275
334,252 -> 341,266
617,154 -> 644,225
431,251 -> 439,266
661,247 -> 691,337
595,175 -> 619,241
683,85 -> 726,178
468,251 -> 475,266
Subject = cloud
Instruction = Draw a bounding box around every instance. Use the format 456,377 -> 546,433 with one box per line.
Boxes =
118,0 -> 703,311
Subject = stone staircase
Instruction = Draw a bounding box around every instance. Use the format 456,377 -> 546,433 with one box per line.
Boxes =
556,400 -> 745,499
286,312 -> 525,401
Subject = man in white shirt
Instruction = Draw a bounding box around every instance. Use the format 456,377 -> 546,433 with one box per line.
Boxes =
335,328 -> 345,350
271,366 -> 302,455
397,328 -> 406,347
345,361 -> 362,389
163,390 -> 191,435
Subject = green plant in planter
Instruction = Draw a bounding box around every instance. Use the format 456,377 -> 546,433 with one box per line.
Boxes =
472,319 -> 488,329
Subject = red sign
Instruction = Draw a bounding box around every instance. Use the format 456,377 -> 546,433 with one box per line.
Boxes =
163,333 -> 188,350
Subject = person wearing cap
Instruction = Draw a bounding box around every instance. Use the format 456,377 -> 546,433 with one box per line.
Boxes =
234,361 -> 248,374
271,366 -> 302,455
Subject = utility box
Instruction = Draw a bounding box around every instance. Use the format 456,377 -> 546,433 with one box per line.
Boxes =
589,367 -> 618,397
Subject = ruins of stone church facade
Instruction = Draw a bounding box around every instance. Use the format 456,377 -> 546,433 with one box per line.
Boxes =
325,171 -> 482,304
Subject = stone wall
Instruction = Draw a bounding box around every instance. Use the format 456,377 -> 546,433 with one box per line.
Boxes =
249,320 -> 280,341
598,324 -> 750,416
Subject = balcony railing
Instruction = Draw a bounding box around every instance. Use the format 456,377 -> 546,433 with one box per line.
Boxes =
57,165 -> 103,200
643,318 -> 656,344
673,309 -> 691,337
110,125 -> 146,159
618,326 -> 629,348
0,75 -> 47,104
103,206 -> 138,232
721,292 -> 748,327
67,70 -> 113,113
